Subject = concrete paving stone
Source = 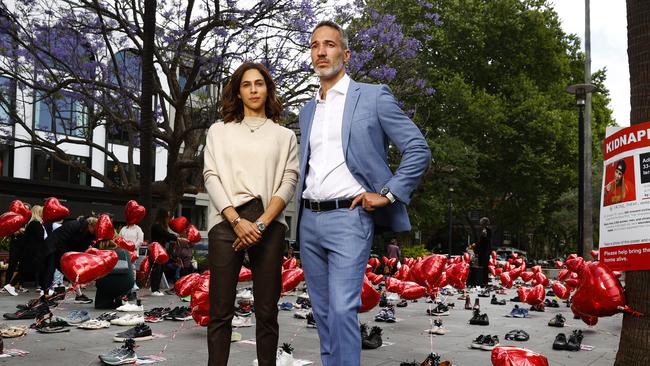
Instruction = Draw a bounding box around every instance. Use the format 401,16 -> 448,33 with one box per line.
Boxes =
0,283 -> 622,365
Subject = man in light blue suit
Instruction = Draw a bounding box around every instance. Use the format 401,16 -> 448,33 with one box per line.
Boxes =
297,21 -> 431,366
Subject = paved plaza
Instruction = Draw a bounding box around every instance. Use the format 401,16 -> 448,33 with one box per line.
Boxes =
0,283 -> 622,366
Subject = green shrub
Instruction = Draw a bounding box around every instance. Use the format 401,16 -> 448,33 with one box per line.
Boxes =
401,244 -> 430,259
0,236 -> 10,252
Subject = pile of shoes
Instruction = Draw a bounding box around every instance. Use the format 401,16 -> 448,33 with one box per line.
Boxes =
360,323 -> 383,349
428,319 -> 448,335
470,334 -> 500,351
553,330 -> 583,351
504,329 -> 529,341
506,305 -> 529,318
99,338 -> 137,365
3,297 -> 51,320
469,309 -> 489,326
490,295 -> 506,305
144,307 -> 171,323
548,314 -> 566,327
163,306 -> 192,321
374,307 -> 396,323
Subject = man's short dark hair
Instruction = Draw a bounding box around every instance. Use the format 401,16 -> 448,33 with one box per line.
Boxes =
311,20 -> 349,50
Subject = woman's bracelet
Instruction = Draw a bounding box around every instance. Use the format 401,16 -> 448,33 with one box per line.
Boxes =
231,217 -> 241,227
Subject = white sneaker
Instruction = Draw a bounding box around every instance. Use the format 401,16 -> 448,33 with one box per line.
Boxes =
293,309 -> 310,319
3,284 -> 17,296
151,291 -> 165,297
386,292 -> 400,305
111,314 -> 145,326
252,346 -> 294,366
116,302 -> 144,312
232,315 -> 252,328
77,319 -> 111,329
236,289 -> 253,302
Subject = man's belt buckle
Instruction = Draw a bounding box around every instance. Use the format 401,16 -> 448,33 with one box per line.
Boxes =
309,200 -> 321,212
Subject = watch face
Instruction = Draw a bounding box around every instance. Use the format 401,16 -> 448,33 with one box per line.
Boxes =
257,222 -> 266,231
380,187 -> 389,196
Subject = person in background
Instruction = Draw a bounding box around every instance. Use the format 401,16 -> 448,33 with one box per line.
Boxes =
3,204 -> 32,295
476,217 -> 492,286
149,208 -> 187,296
119,220 -> 144,291
94,239 -> 135,309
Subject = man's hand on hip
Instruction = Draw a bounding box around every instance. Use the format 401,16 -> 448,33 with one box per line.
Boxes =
350,192 -> 390,212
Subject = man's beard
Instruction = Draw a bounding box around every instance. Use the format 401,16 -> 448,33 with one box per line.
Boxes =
314,57 -> 344,79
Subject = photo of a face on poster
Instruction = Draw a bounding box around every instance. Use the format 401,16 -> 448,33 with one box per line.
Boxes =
603,156 -> 636,206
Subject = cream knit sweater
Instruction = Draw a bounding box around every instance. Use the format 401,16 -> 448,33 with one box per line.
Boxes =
203,116 -> 299,231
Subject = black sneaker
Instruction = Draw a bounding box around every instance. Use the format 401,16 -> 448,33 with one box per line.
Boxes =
548,314 -> 566,327
469,310 -> 489,325
99,338 -> 137,365
306,312 -> 317,328
481,335 -> 499,350
530,303 -> 545,312
74,294 -> 93,304
510,295 -> 521,302
471,334 -> 487,349
490,295 -> 506,305
553,333 -> 568,350
361,326 -> 383,349
566,330 -> 583,351
97,312 -> 119,321
396,300 -> 408,308
478,290 -> 491,298
427,303 -> 450,316
113,324 -> 153,342
514,329 -> 529,341
4,303 -> 50,320
379,295 -> 388,308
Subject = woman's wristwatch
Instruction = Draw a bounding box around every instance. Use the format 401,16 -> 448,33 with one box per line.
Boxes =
255,220 -> 266,233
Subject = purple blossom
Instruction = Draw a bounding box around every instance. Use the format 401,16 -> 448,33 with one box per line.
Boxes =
425,87 -> 436,96
418,1 -> 434,8
414,22 -> 426,31
368,66 -> 397,82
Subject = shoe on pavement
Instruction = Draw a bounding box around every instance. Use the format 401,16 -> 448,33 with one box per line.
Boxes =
78,319 -> 111,329
150,291 -> 164,297
278,302 -> 294,311
428,319 -> 448,335
469,309 -> 489,325
566,330 -> 583,351
99,338 -> 137,365
111,314 -> 145,326
427,303 -> 450,316
3,284 -> 18,296
3,303 -> 50,320
253,343 -> 294,366
553,333 -> 568,350
116,302 -> 144,312
548,314 -> 566,327
293,309 -> 309,319
113,323 -> 153,342
471,335 -> 487,349
306,312 -> 317,328
97,312 -> 119,321
361,325 -> 383,349
60,310 -> 91,324
74,294 -> 93,304
481,335 -> 499,351
464,296 -> 472,310
232,315 -> 252,328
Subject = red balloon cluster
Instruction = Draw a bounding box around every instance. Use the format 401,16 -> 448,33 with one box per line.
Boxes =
43,197 -> 69,223
190,272 -> 210,326
491,346 -> 549,366
0,212 -> 26,237
169,216 -> 189,234
61,250 -> 118,284
186,224 -> 201,244
359,275 -> 381,312
95,214 -> 115,241
517,284 -> 545,305
124,200 -> 146,225
175,272 -> 202,297
9,200 -> 31,223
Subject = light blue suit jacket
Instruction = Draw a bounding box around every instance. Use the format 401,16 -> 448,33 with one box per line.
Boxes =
297,79 -> 431,232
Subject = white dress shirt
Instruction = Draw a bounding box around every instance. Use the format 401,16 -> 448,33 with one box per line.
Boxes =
303,74 -> 365,201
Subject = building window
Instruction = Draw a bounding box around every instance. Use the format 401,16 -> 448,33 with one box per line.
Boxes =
106,160 -> 141,186
32,151 -> 90,186
35,92 -> 90,138
0,76 -> 13,125
0,144 -> 12,177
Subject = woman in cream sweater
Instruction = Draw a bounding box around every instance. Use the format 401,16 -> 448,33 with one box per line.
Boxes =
203,62 -> 299,365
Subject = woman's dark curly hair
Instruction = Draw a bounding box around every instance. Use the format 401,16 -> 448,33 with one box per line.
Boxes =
220,62 -> 283,123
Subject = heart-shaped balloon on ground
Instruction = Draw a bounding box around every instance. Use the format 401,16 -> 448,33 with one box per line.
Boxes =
359,276 -> 381,313
149,242 -> 169,264
169,216 -> 189,234
446,261 -> 470,290
0,212 -> 26,237
175,272 -> 202,297
124,200 -> 146,225
95,214 -> 115,241
61,250 -> 117,284
281,268 -> 304,293
8,200 -> 31,224
385,277 -> 403,293
43,197 -> 69,223
186,224 -> 201,244
491,346 -> 549,366
399,281 -> 427,300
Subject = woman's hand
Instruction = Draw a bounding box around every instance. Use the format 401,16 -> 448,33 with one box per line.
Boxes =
232,218 -> 261,251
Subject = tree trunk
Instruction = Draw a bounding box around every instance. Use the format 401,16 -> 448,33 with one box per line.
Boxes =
615,1 -> 650,365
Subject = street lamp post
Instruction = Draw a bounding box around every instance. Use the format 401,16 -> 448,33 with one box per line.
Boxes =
566,83 -> 596,258
448,187 -> 454,257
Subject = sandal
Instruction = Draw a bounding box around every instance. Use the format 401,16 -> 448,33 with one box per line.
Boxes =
0,325 -> 27,338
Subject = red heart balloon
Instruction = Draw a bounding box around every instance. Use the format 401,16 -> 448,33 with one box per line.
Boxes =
359,276 -> 381,313
175,272 -> 202,297
124,200 -> 146,225
533,272 -> 549,287
0,212 -> 26,237
371,274 -> 384,285
382,256 -> 389,265
61,251 -> 117,284
520,271 -> 534,283
557,268 -> 571,282
566,256 -> 585,272
139,256 -> 151,273
495,267 -> 503,276
508,266 -> 523,280
114,236 -> 136,252
513,258 -> 524,267
149,242 -> 169,264
503,262 -> 512,272
238,266 -> 252,282
399,281 -> 427,300
385,276 -> 402,293
555,260 -> 564,269
500,272 -> 513,288
186,224 -> 201,244
531,265 -> 542,273
411,254 -> 447,287
590,250 -> 599,260
511,253 -> 519,259
281,268 -> 304,293
8,200 -> 31,223
283,257 -> 298,270
581,315 -> 599,326
491,250 -> 497,260
488,265 -> 496,277
95,214 -> 115,241
551,282 -> 570,299
491,346 -> 549,366
446,262 -> 470,290
368,257 -> 380,270
463,252 -> 471,263
43,197 -> 70,223
571,261 -> 627,318
523,284 -> 545,305
394,264 -> 411,281
129,250 -> 137,263
169,216 -> 189,234
517,286 -> 529,303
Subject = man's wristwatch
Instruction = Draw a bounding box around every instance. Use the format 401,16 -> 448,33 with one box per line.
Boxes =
380,186 -> 396,204
255,220 -> 266,233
